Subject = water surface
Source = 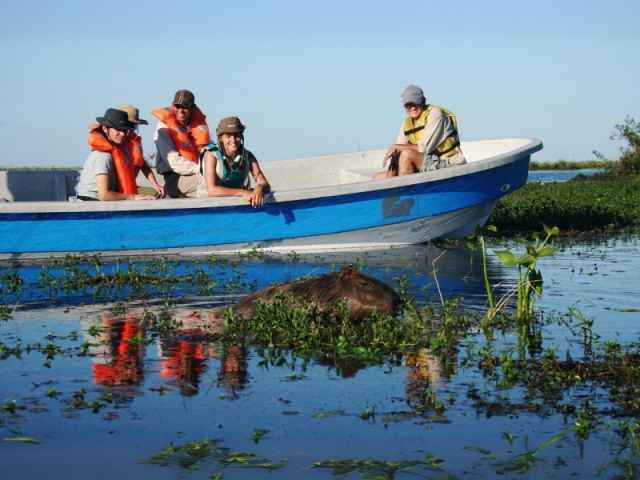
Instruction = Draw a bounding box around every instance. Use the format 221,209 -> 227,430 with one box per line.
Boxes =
1,237 -> 638,479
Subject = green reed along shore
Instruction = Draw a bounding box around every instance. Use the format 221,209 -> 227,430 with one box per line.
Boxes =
488,175 -> 640,233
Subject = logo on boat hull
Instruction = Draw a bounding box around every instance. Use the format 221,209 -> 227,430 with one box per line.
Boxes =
382,194 -> 416,219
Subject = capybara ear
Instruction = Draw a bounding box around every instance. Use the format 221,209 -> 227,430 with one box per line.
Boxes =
341,266 -> 354,278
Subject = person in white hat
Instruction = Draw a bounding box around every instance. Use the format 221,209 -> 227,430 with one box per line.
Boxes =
374,85 -> 466,179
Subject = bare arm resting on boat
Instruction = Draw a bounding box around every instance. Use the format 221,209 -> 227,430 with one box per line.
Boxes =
138,162 -> 165,198
77,151 -> 155,201
201,150 -> 270,207
96,174 -> 156,201
153,122 -> 199,176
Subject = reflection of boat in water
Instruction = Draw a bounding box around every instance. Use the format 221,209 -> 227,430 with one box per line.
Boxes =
6,243 -> 507,312
0,138 -> 541,261
232,243 -> 505,311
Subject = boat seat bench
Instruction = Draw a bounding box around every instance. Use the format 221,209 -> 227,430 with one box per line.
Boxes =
340,168 -> 382,183
0,171 -> 78,202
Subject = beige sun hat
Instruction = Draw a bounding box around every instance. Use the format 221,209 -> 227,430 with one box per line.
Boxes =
216,116 -> 246,136
117,105 -> 149,125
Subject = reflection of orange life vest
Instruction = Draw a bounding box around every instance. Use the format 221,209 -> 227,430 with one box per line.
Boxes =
159,336 -> 208,381
92,320 -> 144,385
87,125 -> 138,194
150,106 -> 210,163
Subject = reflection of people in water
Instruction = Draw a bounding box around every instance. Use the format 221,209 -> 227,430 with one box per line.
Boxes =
156,310 -> 250,398
157,310 -> 216,397
404,348 -> 458,404
217,344 -> 249,398
158,335 -> 211,397
85,313 -> 146,386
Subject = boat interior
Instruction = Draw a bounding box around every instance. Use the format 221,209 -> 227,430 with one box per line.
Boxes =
0,139 -> 539,203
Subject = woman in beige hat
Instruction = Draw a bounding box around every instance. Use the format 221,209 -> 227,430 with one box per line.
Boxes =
197,117 -> 270,207
118,105 -> 165,198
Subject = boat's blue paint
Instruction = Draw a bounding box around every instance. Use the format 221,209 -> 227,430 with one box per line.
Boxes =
0,156 -> 527,254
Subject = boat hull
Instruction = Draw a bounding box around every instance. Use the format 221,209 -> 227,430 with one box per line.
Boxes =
0,138 -> 542,261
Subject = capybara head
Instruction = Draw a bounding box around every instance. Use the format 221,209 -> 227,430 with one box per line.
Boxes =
234,266 -> 401,321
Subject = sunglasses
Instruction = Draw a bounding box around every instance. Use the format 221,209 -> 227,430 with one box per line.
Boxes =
107,126 -> 130,133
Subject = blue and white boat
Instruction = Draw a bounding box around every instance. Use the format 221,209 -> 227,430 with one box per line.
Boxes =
0,138 -> 542,261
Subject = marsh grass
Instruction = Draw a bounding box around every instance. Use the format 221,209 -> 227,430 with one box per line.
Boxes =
489,178 -> 640,233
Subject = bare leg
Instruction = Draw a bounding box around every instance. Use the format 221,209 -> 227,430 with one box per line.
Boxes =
373,160 -> 399,180
397,149 -> 425,176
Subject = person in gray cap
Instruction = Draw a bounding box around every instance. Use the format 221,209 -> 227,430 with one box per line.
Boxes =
374,85 -> 465,179
150,89 -> 211,197
197,116 -> 270,207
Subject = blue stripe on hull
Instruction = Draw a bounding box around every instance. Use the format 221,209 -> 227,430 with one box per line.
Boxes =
0,158 -> 527,254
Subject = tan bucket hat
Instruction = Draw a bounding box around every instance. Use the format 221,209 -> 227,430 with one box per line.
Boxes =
216,117 -> 246,136
117,105 -> 149,125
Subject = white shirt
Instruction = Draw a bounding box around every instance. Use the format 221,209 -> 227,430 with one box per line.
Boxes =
153,121 -> 200,176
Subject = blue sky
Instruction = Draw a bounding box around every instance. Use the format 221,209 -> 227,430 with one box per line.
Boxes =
1,0 -> 638,167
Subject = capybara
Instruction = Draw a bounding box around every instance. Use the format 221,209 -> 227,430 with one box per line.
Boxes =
233,266 -> 401,321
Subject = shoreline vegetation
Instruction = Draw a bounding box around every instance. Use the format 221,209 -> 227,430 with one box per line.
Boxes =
491,117 -> 640,234
528,159 -> 615,170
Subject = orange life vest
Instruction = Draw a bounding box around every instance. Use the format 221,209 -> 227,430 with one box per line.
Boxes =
87,125 -> 138,194
127,132 -> 145,170
150,106 -> 210,163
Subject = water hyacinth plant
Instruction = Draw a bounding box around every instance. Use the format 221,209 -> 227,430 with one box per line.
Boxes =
493,223 -> 559,320
467,223 -> 559,325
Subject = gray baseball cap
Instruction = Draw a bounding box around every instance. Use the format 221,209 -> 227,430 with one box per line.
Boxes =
401,85 -> 425,105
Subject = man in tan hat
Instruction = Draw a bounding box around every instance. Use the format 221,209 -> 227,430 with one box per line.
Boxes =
150,89 -> 210,198
197,117 -> 270,207
118,105 -> 164,198
374,85 -> 465,179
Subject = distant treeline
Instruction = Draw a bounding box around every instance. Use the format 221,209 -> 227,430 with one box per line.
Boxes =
529,160 -> 617,171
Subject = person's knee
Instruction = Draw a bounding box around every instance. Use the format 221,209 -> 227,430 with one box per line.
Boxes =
398,150 -> 421,174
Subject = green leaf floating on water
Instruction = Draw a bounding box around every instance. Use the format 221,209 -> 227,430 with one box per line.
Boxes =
2,436 -> 40,444
464,445 -> 491,455
614,308 -> 640,312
